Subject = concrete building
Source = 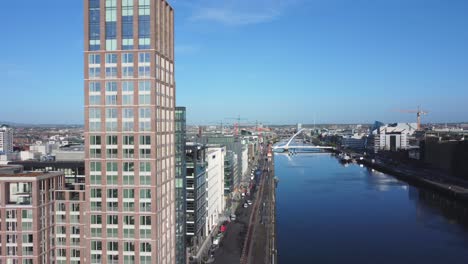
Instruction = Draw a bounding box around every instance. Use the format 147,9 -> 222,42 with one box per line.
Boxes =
185,143 -> 207,250
0,125 -> 13,155
84,0 -> 176,263
371,123 -> 417,153
53,144 -> 85,162
175,107 -> 187,264
205,147 -> 225,234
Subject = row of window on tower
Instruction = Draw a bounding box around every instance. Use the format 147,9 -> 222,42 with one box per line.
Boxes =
88,53 -> 174,83
89,0 -> 152,51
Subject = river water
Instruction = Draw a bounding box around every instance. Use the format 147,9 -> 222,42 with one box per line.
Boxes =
275,153 -> 468,264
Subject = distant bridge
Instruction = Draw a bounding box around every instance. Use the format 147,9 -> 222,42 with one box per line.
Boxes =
273,128 -> 334,152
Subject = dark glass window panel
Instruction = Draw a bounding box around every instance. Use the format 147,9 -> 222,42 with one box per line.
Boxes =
89,0 -> 100,9
138,16 -> 150,37
122,21 -> 133,38
90,45 -> 100,51
106,22 -> 117,39
89,24 -> 100,39
89,10 -> 100,23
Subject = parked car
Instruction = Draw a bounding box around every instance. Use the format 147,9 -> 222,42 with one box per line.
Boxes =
243,203 -> 249,208
247,200 -> 252,205
230,214 -> 236,221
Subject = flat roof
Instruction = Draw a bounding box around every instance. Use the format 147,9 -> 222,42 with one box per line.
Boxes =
0,171 -> 63,179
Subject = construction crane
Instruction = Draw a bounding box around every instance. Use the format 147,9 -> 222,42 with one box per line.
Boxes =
225,116 -> 248,138
396,106 -> 429,130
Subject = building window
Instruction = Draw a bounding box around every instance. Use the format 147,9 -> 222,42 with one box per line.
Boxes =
122,0 -> 134,50
90,135 -> 101,145
123,135 -> 135,145
107,189 -> 118,199
139,107 -> 151,131
122,53 -> 134,78
124,241 -> 135,252
138,81 -> 151,104
139,135 -> 151,145
122,81 -> 134,105
138,0 -> 150,49
105,0 -> 117,51
90,162 -> 102,172
91,214 -> 102,225
89,0 -> 100,50
107,175 -> 117,186
139,53 -> 150,63
106,162 -> 118,172
105,81 -> 117,92
90,148 -> 102,158
123,162 -> 134,172
107,214 -> 118,225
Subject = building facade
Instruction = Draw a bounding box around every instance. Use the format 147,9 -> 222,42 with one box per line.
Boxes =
84,0 -> 176,263
175,107 -> 186,264
8,161 -> 85,185
185,143 -> 207,250
205,147 -> 225,234
0,125 -> 13,155
0,170 -> 65,264
370,123 -> 417,153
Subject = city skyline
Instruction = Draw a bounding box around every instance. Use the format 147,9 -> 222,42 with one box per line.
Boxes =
2,0 -> 468,124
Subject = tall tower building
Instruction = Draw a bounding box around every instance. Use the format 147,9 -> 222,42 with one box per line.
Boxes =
84,0 -> 176,263
0,124 -> 14,155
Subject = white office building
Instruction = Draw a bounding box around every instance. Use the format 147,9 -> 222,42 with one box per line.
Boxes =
0,124 -> 13,154
372,123 -> 417,152
205,147 -> 226,233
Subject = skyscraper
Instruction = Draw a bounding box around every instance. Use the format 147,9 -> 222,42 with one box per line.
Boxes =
0,124 -> 14,155
84,0 -> 176,263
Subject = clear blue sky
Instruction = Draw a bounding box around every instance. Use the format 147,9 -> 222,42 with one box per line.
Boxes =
1,0 -> 467,125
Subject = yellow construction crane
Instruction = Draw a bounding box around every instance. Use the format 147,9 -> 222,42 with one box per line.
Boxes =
397,106 -> 429,130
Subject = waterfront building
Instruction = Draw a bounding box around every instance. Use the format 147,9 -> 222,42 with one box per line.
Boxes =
84,0 -> 176,263
205,147 -> 226,234
370,122 -> 417,153
175,107 -> 187,264
185,143 -> 207,250
424,136 -> 468,180
341,134 -> 367,150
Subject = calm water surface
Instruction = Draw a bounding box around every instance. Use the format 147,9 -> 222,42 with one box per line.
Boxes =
276,153 -> 468,264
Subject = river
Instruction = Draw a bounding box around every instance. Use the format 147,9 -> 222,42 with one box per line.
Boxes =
275,153 -> 468,264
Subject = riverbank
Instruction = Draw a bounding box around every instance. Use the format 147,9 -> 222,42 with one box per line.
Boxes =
335,151 -> 468,203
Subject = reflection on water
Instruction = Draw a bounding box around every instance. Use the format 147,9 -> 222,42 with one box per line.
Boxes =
276,153 -> 468,264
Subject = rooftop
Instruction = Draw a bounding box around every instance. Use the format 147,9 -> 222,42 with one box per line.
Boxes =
0,171 -> 63,179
